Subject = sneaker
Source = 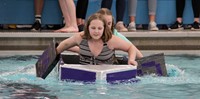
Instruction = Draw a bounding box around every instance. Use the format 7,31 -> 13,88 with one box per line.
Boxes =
31,20 -> 41,31
168,21 -> 183,31
128,22 -> 136,31
115,22 -> 128,32
148,21 -> 159,31
191,21 -> 200,30
8,24 -> 17,29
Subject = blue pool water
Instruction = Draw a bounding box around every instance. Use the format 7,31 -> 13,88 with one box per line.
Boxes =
0,55 -> 200,99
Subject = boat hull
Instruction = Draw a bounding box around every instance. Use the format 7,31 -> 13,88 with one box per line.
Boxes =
59,64 -> 137,83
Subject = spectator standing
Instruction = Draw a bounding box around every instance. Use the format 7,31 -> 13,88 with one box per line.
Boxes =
128,0 -> 159,31
31,0 -> 44,31
55,0 -> 78,33
76,0 -> 88,31
169,0 -> 200,30
101,0 -> 128,32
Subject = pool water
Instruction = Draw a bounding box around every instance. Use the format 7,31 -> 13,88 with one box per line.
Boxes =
0,55 -> 200,99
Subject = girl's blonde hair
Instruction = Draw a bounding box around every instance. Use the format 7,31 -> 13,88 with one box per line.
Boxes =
83,13 -> 112,42
96,8 -> 115,32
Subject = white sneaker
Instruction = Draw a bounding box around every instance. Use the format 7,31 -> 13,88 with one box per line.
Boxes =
128,22 -> 136,31
148,21 -> 159,31
115,22 -> 128,32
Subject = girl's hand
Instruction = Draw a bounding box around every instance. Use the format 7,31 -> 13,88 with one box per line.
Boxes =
128,60 -> 138,66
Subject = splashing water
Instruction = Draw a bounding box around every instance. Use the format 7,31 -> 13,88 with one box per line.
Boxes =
0,55 -> 200,99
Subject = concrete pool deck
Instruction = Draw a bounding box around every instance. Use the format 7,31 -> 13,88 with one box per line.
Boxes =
0,30 -> 200,56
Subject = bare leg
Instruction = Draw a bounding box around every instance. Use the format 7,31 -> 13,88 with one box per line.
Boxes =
58,0 -> 70,27
55,0 -> 78,33
34,0 -> 44,16
194,18 -> 199,23
176,17 -> 183,23
149,15 -> 155,22
129,16 -> 136,23
31,0 -> 44,31
148,0 -> 157,22
77,18 -> 83,25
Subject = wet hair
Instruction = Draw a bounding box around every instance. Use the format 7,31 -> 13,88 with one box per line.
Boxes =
83,13 -> 112,42
96,8 -> 115,32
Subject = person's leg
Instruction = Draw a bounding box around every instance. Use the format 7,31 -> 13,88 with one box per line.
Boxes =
115,0 -> 128,32
34,0 -> 44,22
55,0 -> 78,32
116,0 -> 125,23
176,0 -> 185,22
76,0 -> 88,25
76,0 -> 88,31
101,0 -> 113,9
148,0 -> 157,22
191,0 -> 200,30
169,0 -> 185,30
31,0 -> 44,31
58,0 -> 70,28
128,0 -> 137,31
148,0 -> 158,31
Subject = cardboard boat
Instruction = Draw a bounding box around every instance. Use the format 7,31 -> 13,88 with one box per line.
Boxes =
36,41 -> 167,82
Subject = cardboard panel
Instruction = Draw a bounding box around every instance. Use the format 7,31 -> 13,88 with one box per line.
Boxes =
116,53 -> 167,76
137,53 -> 167,76
35,41 -> 60,79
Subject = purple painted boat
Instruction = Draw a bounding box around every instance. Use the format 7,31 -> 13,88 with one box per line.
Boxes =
58,53 -> 167,82
59,64 -> 137,82
35,41 -> 167,82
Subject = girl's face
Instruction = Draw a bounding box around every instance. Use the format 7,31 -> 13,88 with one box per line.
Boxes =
89,19 -> 104,40
103,15 -> 112,29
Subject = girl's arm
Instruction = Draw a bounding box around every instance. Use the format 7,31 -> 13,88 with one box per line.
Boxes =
56,34 -> 82,55
108,35 -> 137,66
127,45 -> 138,66
67,46 -> 80,53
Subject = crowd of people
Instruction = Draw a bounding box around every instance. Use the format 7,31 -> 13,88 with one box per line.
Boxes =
169,0 -> 200,30
1,0 -> 200,32
31,0 -> 200,32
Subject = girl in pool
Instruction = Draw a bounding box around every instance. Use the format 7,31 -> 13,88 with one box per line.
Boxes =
67,8 -> 143,59
56,13 -> 138,66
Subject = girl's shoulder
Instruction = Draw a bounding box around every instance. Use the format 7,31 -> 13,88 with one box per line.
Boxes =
73,32 -> 84,38
70,32 -> 84,44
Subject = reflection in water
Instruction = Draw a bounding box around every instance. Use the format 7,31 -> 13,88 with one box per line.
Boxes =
0,82 -> 57,99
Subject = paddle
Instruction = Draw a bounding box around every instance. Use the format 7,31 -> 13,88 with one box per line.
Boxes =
35,40 -> 60,79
